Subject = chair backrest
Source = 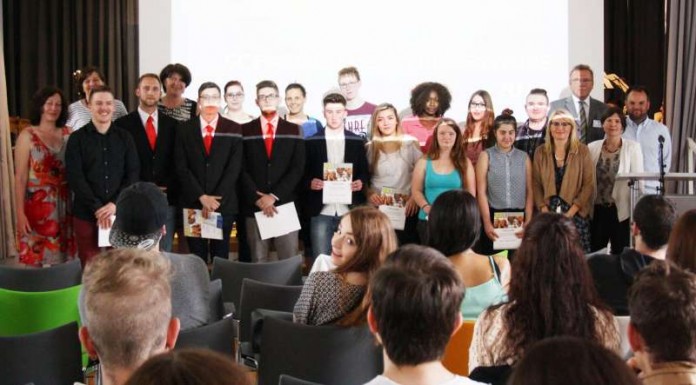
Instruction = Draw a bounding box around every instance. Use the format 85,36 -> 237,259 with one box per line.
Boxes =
615,315 -> 632,358
442,320 -> 476,376
258,317 -> 382,385
176,316 -> 236,357
0,322 -> 83,385
238,278 -> 303,342
279,374 -> 324,385
0,259 -> 82,292
210,255 -> 303,312
0,285 -> 82,336
209,279 -> 225,321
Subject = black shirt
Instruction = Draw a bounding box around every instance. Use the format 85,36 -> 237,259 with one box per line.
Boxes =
65,122 -> 140,221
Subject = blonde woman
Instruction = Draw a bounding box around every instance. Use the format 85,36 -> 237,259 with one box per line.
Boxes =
366,103 -> 422,244
532,109 -> 595,252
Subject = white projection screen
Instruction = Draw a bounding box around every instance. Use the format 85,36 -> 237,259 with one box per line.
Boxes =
141,0 -> 603,123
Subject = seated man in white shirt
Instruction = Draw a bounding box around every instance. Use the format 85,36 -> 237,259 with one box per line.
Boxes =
364,245 -> 484,385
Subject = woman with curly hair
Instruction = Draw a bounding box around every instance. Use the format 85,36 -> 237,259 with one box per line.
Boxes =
402,82 -> 452,152
468,213 -> 619,370
462,90 -> 495,166
158,63 -> 198,122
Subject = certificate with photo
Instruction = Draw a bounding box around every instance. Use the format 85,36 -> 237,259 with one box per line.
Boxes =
377,187 -> 407,230
492,211 -> 525,250
322,162 -> 353,204
183,208 -> 223,240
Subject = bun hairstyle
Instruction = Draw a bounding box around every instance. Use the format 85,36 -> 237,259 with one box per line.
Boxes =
493,109 -> 517,132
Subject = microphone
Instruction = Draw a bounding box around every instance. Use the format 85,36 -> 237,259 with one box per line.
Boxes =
658,135 -> 665,143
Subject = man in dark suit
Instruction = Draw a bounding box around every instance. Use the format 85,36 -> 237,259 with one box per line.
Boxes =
549,64 -> 608,143
116,73 -> 179,251
304,93 -> 369,262
241,80 -> 305,262
175,82 -> 243,262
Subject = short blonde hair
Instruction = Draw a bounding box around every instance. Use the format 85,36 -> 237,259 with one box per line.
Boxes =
82,249 -> 172,370
543,108 -> 579,154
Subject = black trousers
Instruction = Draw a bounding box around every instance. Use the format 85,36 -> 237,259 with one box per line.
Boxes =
590,204 -> 630,255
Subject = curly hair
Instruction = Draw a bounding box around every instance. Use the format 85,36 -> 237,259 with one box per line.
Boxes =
489,213 -> 613,363
409,82 -> 452,117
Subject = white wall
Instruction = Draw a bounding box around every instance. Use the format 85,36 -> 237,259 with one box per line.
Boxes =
139,0 -> 603,121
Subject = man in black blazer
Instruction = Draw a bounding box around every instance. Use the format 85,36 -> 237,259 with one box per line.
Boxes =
116,73 -> 179,251
241,80 -> 305,262
175,82 -> 243,262
549,64 -> 608,143
304,93 -> 369,262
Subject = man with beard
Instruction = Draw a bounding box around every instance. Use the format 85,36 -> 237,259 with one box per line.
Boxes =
116,74 -> 179,252
240,80 -> 305,262
402,82 -> 452,152
175,82 -> 243,262
623,86 -> 672,194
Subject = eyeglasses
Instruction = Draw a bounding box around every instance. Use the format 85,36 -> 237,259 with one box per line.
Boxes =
258,94 -> 278,102
226,92 -> 244,99
469,102 -> 486,109
550,121 -> 572,128
199,95 -> 220,102
339,81 -> 359,89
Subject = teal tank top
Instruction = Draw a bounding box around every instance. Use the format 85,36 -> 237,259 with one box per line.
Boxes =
418,158 -> 462,220
460,255 -> 508,320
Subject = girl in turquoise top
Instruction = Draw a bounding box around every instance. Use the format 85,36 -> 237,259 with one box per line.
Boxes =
427,190 -> 509,320
412,119 -> 475,241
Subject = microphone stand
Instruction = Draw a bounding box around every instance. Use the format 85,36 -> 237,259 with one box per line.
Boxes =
658,136 -> 666,195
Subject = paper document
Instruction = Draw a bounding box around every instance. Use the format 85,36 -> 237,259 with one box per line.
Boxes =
322,162 -> 353,204
254,202 -> 302,240
492,211 -> 524,250
377,187 -> 407,230
183,209 -> 223,240
97,215 -> 116,247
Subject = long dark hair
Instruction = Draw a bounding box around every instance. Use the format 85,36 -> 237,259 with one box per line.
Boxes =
487,213 -> 613,363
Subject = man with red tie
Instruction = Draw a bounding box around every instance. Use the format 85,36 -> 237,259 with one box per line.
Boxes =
176,82 -> 243,262
241,80 -> 305,262
116,74 -> 179,251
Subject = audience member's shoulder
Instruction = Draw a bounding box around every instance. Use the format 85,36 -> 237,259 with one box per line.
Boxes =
161,252 -> 209,274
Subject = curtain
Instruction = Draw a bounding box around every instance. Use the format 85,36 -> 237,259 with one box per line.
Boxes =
665,0 -> 696,193
0,0 -> 18,259
2,0 -> 139,117
604,0 -> 665,110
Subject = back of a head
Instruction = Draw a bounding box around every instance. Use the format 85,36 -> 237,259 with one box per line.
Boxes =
666,209 -> 696,272
370,245 -> 464,366
124,349 -> 250,385
633,194 -> 676,251
82,248 -> 173,370
508,337 -> 640,385
427,190 -> 480,256
629,261 -> 696,363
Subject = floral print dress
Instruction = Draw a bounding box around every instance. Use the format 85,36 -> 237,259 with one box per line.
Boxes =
18,127 -> 76,266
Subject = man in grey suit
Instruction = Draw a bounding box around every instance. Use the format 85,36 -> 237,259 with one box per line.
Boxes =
549,64 -> 608,143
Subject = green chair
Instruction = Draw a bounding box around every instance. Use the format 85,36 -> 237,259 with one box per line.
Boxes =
0,284 -> 82,337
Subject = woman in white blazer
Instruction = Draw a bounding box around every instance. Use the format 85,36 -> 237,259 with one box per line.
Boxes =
588,106 -> 643,254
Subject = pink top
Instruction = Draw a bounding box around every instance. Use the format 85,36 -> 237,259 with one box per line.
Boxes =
402,115 -> 437,152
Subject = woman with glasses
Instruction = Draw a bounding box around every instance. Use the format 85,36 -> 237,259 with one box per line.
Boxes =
532,109 -> 595,252
283,82 -> 323,138
462,90 -> 495,167
221,80 -> 254,124
294,206 -> 397,326
412,118 -> 475,242
158,63 -> 198,122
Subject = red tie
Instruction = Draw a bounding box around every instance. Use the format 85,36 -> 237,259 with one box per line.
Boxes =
145,115 -> 157,151
265,122 -> 274,158
204,125 -> 214,155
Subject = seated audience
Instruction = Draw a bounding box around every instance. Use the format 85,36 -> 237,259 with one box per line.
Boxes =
666,209 -> 696,272
507,337 -> 640,385
461,90 -> 495,167
366,103 -> 422,245
532,108 -> 595,252
588,194 -> 676,315
628,262 -> 696,384
475,111 -> 533,256
109,182 -> 212,330
588,106 -> 644,254
79,248 -> 180,385
469,213 -> 619,370
294,206 -> 397,326
67,66 -> 128,131
401,82 -> 452,152
124,348 -> 250,385
158,63 -> 198,122
427,190 -> 509,320
14,86 -> 76,266
364,245 -> 485,385
412,118 -> 475,242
